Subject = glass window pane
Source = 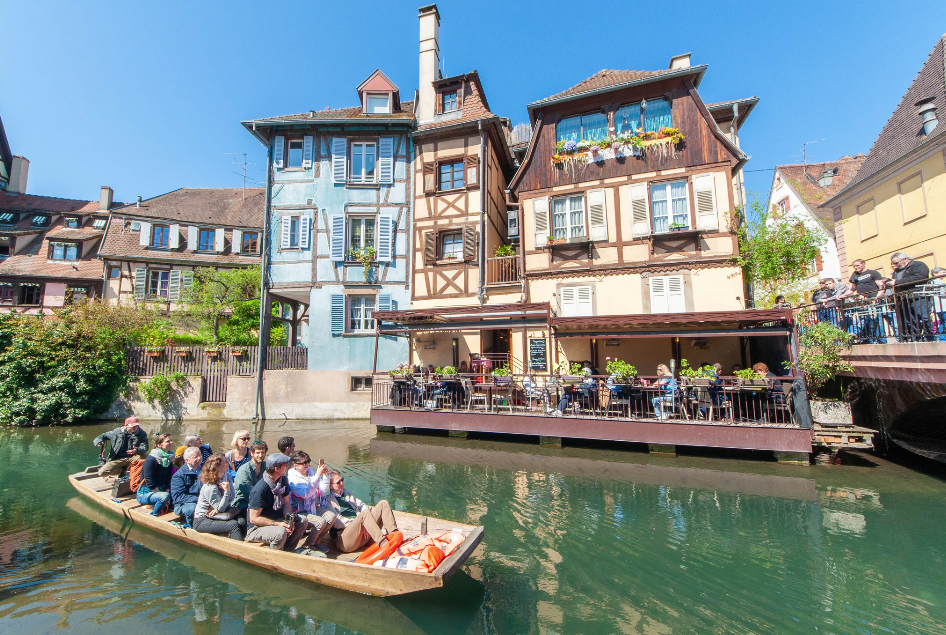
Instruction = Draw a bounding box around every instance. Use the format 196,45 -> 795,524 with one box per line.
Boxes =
556,116 -> 581,144
52,243 -> 64,259
615,104 -> 641,134
581,113 -> 608,140
551,198 -> 567,239
643,98 -> 672,131
66,244 -> 78,260
439,164 -> 452,190
365,218 -> 375,246
671,181 -> 689,227
289,217 -> 299,247
367,95 -> 389,113
452,162 -> 464,188
351,219 -> 363,250
651,184 -> 669,233
288,140 -> 303,167
351,145 -> 363,182
364,145 -> 376,180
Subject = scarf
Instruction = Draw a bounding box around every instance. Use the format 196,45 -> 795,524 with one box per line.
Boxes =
150,448 -> 172,468
262,472 -> 285,512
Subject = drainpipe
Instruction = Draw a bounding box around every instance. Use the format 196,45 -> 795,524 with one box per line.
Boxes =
731,103 -> 745,209
253,137 -> 274,422
477,121 -> 487,304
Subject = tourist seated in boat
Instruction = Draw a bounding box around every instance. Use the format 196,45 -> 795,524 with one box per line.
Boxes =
277,436 -> 295,457
180,434 -> 213,466
193,454 -> 245,540
136,433 -> 174,516
170,447 -> 203,527
287,451 -> 336,553
327,469 -> 398,553
553,361 -> 598,416
94,416 -> 149,478
233,440 -> 268,511
245,453 -> 309,552
225,430 -> 252,473
650,364 -> 678,420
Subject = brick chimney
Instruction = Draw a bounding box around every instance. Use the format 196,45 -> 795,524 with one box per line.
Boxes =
417,4 -> 441,123
100,186 -> 113,210
8,156 -> 28,193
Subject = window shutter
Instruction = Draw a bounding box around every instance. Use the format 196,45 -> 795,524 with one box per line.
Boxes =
330,214 -> 345,261
693,173 -> 719,231
424,232 -> 436,265
181,271 -> 194,300
377,293 -> 392,313
215,227 -> 225,252
168,270 -> 182,302
667,275 -> 686,313
532,196 -> 550,250
280,216 -> 292,249
302,136 -> 314,168
378,137 -> 394,184
274,136 -> 285,169
330,294 -> 345,334
650,276 -> 669,314
629,183 -> 650,238
423,163 -> 436,194
187,226 -> 198,250
169,224 -> 180,249
435,91 -> 443,115
133,268 -> 146,300
559,286 -> 577,317
139,222 -> 151,247
331,138 -> 347,183
576,286 -> 593,316
376,214 -> 394,262
587,189 -> 608,241
465,156 -> 479,188
463,226 -> 477,262
232,229 -> 242,254
299,216 -> 311,250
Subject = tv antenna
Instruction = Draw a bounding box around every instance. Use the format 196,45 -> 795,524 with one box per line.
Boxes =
801,139 -> 825,166
223,152 -> 260,199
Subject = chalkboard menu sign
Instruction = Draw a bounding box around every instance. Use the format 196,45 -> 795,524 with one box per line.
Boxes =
529,338 -> 547,371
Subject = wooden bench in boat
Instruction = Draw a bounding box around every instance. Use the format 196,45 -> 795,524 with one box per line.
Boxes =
69,470 -> 483,597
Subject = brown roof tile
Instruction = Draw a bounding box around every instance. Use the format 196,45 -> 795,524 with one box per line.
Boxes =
99,220 -> 263,267
777,156 -> 866,233
0,191 -> 104,215
416,72 -> 500,132
244,100 -> 414,124
0,216 -> 104,281
537,68 -> 680,104
110,188 -> 264,227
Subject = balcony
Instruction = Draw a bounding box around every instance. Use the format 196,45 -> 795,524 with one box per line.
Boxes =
485,255 -> 522,287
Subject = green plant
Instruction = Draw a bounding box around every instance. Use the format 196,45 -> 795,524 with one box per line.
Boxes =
787,321 -> 854,396
388,363 -> 413,378
734,368 -> 762,380
138,372 -> 188,405
349,246 -> 377,279
440,365 -> 457,376
678,359 -> 714,379
605,358 -> 637,381
569,362 -> 585,376
493,244 -> 516,257
669,222 -> 687,230
491,364 -> 510,377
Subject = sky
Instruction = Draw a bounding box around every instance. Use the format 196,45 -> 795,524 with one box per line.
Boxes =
2,0 -> 944,206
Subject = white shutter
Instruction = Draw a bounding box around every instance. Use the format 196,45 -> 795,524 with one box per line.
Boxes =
181,271 -> 194,300
215,227 -> 225,252
139,222 -> 150,246
187,226 -> 198,250
378,137 -> 394,184
629,184 -> 650,238
376,214 -> 393,262
667,275 -> 686,313
559,286 -> 577,317
299,216 -> 311,250
274,136 -> 285,169
332,138 -> 347,183
576,286 -> 593,316
232,229 -> 242,254
133,268 -> 146,300
280,216 -> 291,249
650,276 -> 669,314
532,196 -> 549,250
330,294 -> 345,334
168,270 -> 182,302
302,136 -> 314,168
330,214 -> 345,261
693,173 -> 719,231
587,189 -> 608,241
169,224 -> 180,249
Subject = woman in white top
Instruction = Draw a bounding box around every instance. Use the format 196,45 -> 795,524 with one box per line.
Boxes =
225,430 -> 252,473
193,454 -> 245,540
287,450 -> 336,552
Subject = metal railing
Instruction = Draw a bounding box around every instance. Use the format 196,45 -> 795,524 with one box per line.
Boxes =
371,373 -> 799,427
485,255 -> 522,286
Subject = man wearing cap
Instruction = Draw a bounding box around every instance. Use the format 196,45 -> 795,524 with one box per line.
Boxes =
245,453 -> 309,551
93,416 -> 149,478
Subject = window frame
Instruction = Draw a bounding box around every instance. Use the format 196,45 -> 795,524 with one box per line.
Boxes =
66,286 -> 89,305
92,218 -> 107,230
0,283 -> 14,304
31,214 -> 50,228
347,294 -> 377,333
64,216 -> 80,229
555,112 -> 609,144
349,140 -> 378,184
108,266 -> 121,279
286,138 -> 305,168
440,230 -> 464,260
49,241 -> 79,261
438,161 -> 465,191
550,194 -> 587,240
147,270 -> 171,300
365,93 -> 391,114
241,231 -> 259,254
197,228 -> 215,251
347,215 -> 377,257
350,376 -> 374,392
650,179 -> 691,234
442,90 -> 459,112
150,224 -> 171,249
0,236 -> 12,258
285,216 -> 301,249
18,284 -> 43,306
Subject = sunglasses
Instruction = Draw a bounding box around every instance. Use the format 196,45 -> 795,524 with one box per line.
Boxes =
296,460 -> 311,466
239,437 -> 251,441
332,478 -> 344,485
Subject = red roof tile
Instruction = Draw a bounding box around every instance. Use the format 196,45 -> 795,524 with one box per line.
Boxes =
244,100 -> 414,124
416,72 -> 501,132
0,216 -> 104,281
109,188 -> 264,227
535,68 -> 681,104
776,156 -> 866,232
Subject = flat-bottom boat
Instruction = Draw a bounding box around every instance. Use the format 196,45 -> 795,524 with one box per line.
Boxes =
68,468 -> 483,597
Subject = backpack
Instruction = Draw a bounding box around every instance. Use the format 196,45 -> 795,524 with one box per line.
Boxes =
129,457 -> 146,492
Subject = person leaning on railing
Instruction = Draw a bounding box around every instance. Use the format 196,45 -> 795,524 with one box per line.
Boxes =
811,278 -> 849,327
884,252 -> 933,342
931,267 -> 946,342
837,259 -> 887,344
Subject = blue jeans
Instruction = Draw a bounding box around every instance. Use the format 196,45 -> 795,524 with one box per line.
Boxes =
137,487 -> 171,516
937,312 -> 946,342
652,396 -> 675,418
175,502 -> 197,527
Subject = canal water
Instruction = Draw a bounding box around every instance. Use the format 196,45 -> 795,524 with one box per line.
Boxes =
1,421 -> 944,634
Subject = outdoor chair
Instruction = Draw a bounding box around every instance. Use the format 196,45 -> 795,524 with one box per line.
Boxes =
462,378 -> 487,411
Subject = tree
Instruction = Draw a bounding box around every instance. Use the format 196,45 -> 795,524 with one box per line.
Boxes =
790,321 -> 854,396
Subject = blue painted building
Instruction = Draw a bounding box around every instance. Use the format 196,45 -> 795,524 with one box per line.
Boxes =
243,70 -> 413,413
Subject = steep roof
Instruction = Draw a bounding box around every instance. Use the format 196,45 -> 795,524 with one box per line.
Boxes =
109,188 -> 264,228
243,100 -> 414,125
0,215 -> 105,282
0,190 -> 108,216
528,66 -> 706,111
416,71 -> 501,132
776,156 -> 866,233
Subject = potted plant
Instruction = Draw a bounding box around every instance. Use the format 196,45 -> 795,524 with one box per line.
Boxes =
388,363 -> 413,379
145,346 -> 164,358
205,346 -> 220,358
546,235 -> 565,246
493,244 -> 516,257
173,347 -> 190,358
668,222 -> 687,232
231,346 -> 248,358
564,361 -> 588,383
733,367 -> 764,386
348,246 -> 377,281
787,322 -> 855,427
440,365 -> 457,378
678,359 -> 713,385
605,358 -> 637,384
491,364 -> 511,384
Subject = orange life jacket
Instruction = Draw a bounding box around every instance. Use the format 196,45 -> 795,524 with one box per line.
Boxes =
355,531 -> 404,565
129,457 -> 146,493
432,531 -> 465,556
373,543 -> 445,573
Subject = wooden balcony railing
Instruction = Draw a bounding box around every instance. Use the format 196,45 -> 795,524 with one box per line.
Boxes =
485,255 -> 522,286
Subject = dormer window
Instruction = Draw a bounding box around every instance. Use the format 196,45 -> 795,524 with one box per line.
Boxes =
31,214 -> 50,227
365,93 -> 391,114
442,91 -> 459,112
65,217 -> 79,229
92,218 -> 107,230
0,212 -> 15,223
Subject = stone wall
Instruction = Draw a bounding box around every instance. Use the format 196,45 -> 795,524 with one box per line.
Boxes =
225,370 -> 371,421
97,376 -> 209,422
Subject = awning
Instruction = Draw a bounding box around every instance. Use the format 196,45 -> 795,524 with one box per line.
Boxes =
375,302 -> 551,334
551,308 -> 792,338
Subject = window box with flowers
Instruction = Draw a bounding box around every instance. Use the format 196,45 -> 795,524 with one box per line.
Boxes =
552,127 -> 685,166
231,347 -> 248,358
145,346 -> 164,358
173,348 -> 190,358
205,347 -> 220,358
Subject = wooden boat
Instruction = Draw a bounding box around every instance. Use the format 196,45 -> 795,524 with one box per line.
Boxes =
68,468 -> 484,597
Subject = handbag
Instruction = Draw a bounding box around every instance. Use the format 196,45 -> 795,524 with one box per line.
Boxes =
111,476 -> 133,498
209,509 -> 241,521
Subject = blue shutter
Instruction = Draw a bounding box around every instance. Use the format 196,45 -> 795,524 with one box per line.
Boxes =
302,136 -> 313,168
330,294 -> 345,334
377,293 -> 392,313
330,214 -> 345,261
378,137 -> 394,184
299,216 -> 311,250
274,136 -> 285,169
331,138 -> 347,183
376,214 -> 394,262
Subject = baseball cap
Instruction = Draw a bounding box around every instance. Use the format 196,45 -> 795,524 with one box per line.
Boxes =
265,453 -> 291,469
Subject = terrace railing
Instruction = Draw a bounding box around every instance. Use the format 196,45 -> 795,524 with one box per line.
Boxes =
485,255 -> 522,286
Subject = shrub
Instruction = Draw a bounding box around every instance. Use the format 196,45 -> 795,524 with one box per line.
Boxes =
788,321 -> 854,396
138,372 -> 189,405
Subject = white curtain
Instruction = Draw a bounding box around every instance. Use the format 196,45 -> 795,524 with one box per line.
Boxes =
615,104 -> 641,134
643,98 -> 672,131
671,181 -> 689,227
556,116 -> 581,143
651,185 -> 668,233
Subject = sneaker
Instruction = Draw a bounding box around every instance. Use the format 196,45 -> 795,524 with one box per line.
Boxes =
314,543 -> 330,554
552,410 -> 562,417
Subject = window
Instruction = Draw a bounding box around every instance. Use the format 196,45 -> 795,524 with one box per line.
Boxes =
650,275 -> 685,314
198,228 -> 215,251
650,180 -> 690,234
66,287 -> 88,305
19,284 -> 42,305
130,220 -> 141,231
147,270 -> 170,299
0,284 -> 13,303
0,236 -> 10,258
0,213 -> 15,223
92,218 -> 107,230
287,217 -> 300,248
108,266 -> 121,279
442,91 -> 459,112
348,216 -> 376,254
641,98 -> 672,131
551,195 -> 585,239
615,103 -> 641,134
65,217 -> 79,228
556,112 -> 608,143
31,215 -> 50,227
857,199 -> 878,241
348,295 -> 376,332
350,142 -> 377,183
50,242 -> 79,261
439,161 -> 464,190
351,376 -> 373,392
241,232 -> 259,253
366,94 -> 391,114
559,286 -> 593,317
898,172 -> 926,223
287,139 -> 304,168
440,231 -> 463,260
151,224 -> 170,248
776,197 -> 790,214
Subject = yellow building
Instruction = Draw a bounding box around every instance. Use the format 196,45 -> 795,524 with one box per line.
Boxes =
826,35 -> 946,277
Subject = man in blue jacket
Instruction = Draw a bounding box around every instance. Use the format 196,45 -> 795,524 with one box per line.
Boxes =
170,447 -> 202,527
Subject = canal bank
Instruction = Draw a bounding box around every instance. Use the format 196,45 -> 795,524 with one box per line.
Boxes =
1,420 -> 945,634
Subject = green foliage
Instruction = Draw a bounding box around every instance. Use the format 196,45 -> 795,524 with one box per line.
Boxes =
493,244 -> 517,257
678,359 -> 714,379
348,246 -> 377,280
570,362 -> 586,376
605,358 -> 637,381
490,364 -> 510,377
436,365 -> 457,376
734,368 -> 763,380
788,322 -> 854,396
179,265 -> 282,345
138,372 -> 188,405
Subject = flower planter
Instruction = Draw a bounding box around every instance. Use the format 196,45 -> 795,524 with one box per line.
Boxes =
174,349 -> 189,357
810,400 -> 853,427
205,350 -> 219,358
145,349 -> 163,358
231,351 -> 246,359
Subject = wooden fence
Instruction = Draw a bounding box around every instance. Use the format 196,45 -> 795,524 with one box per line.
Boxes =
126,346 -> 308,402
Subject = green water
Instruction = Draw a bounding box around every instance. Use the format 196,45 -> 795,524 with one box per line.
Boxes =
1,421 -> 944,634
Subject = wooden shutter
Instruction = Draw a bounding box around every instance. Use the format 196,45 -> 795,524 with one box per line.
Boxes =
463,226 -> 477,262
169,224 -> 180,249
376,214 -> 394,262
693,173 -> 718,231
587,189 -> 608,241
576,286 -> 593,316
629,184 -> 650,238
423,163 -> 436,194
215,227 -> 225,252
650,276 -> 669,314
187,226 -> 198,250
133,268 -> 146,300
424,232 -> 436,265
532,196 -> 550,250
280,216 -> 292,249
139,222 -> 150,247
559,286 -> 577,317
331,138 -> 347,183
274,136 -> 285,169
302,136 -> 313,168
330,294 -> 345,334
232,229 -> 242,254
667,275 -> 685,313
465,156 -> 478,188
330,214 -> 345,261
299,216 -> 311,250
181,271 -> 194,300
377,293 -> 392,313
378,137 -> 394,184
168,270 -> 182,302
